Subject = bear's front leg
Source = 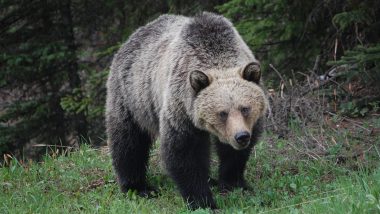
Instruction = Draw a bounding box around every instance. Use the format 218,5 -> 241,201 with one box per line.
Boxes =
215,141 -> 253,192
161,123 -> 216,210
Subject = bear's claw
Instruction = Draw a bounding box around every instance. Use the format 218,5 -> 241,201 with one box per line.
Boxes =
122,185 -> 159,198
137,186 -> 159,198
218,179 -> 252,193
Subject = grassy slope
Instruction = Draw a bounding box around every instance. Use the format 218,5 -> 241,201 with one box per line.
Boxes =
1,136 -> 380,214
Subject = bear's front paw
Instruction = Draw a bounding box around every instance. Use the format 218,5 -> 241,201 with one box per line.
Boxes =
187,196 -> 217,210
122,184 -> 159,198
136,185 -> 159,198
219,179 -> 251,193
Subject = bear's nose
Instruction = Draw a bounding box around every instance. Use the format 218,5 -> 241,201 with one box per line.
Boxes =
234,131 -> 250,146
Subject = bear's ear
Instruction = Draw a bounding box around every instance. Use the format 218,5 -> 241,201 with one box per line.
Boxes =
241,62 -> 261,84
190,70 -> 210,93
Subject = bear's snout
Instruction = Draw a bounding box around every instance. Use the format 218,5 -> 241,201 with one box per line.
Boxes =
234,131 -> 250,147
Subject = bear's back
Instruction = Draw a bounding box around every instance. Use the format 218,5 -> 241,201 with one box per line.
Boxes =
179,12 -> 254,69
111,14 -> 187,72
107,14 -> 190,135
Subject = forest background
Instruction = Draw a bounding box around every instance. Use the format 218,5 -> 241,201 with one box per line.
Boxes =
1,0 -> 379,159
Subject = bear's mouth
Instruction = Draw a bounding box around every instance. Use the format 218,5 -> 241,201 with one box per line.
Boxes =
230,140 -> 250,150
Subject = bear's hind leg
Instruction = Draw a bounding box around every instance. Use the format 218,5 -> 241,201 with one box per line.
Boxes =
107,110 -> 155,197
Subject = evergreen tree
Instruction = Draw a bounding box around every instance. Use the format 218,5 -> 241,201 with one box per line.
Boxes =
218,0 -> 380,86
0,0 -> 86,155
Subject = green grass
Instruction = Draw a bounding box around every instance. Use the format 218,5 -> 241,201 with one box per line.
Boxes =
1,135 -> 380,213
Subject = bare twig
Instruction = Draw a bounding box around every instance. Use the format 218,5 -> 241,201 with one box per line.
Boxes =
287,140 -> 320,161
269,64 -> 289,89
325,111 -> 372,134
266,105 -> 279,132
260,193 -> 346,213
311,55 -> 320,75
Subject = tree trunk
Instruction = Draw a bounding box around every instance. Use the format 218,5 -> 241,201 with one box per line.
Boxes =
59,0 -> 88,143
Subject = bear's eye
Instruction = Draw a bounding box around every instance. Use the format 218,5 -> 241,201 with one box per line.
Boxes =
218,111 -> 228,121
240,107 -> 251,117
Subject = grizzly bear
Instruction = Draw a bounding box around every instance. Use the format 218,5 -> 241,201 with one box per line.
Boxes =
106,12 -> 268,209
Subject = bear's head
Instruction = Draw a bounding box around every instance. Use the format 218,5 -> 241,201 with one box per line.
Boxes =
190,62 -> 268,150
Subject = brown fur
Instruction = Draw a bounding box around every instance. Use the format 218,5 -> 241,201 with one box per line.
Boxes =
106,13 -> 269,209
